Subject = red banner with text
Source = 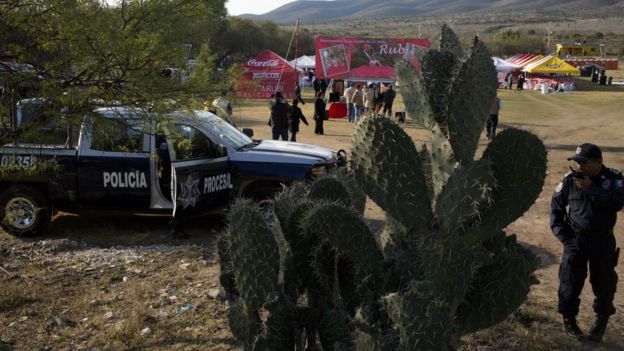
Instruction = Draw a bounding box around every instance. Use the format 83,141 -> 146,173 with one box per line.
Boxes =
236,50 -> 300,100
315,36 -> 430,81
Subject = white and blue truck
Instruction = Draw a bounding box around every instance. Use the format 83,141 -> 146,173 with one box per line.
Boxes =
0,101 -> 346,236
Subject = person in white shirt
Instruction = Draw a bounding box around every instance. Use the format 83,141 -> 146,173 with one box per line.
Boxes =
364,84 -> 376,114
343,82 -> 356,122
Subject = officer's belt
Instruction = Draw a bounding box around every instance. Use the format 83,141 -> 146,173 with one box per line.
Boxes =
571,224 -> 613,237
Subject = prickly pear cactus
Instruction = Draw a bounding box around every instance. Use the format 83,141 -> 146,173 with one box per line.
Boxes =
218,25 -> 546,351
219,172 -> 369,351
358,26 -> 544,349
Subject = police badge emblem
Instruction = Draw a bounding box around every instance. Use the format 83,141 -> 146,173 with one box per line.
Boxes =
178,174 -> 201,209
602,179 -> 611,190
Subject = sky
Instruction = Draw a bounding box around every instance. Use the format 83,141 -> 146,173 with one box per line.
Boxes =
226,0 -> 298,16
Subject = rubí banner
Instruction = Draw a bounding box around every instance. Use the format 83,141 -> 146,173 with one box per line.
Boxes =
315,36 -> 430,80
236,50 -> 299,100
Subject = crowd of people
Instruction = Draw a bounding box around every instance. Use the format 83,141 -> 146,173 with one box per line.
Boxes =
264,78 -> 399,141
503,72 -> 526,90
343,82 -> 396,123
310,76 -> 396,119
267,91 -> 310,141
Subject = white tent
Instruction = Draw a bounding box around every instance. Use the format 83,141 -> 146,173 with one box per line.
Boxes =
492,57 -> 521,73
289,55 -> 315,70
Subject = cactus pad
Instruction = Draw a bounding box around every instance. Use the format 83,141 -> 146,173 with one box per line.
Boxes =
446,38 -> 497,165
351,116 -> 432,232
227,199 -> 280,311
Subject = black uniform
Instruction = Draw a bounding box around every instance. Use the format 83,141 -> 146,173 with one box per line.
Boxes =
288,104 -> 308,142
294,84 -> 305,105
313,97 -> 325,135
270,100 -> 290,140
550,166 -> 624,317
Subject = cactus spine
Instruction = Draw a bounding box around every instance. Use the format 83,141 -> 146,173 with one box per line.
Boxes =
219,25 -> 546,351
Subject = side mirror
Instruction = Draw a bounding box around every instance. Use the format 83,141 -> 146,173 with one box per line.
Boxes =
242,128 -> 254,138
336,149 -> 347,167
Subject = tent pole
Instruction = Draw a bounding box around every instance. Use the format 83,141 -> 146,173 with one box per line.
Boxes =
277,18 -> 300,96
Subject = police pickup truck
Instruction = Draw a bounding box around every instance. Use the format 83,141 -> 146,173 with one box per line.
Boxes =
0,101 -> 346,236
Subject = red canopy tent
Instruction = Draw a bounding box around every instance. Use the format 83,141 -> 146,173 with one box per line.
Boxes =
236,50 -> 299,100
347,65 -> 396,83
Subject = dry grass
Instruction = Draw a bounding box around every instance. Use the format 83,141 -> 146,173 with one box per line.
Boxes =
0,281 -> 37,312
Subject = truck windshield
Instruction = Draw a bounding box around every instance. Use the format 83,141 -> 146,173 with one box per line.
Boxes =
198,116 -> 253,149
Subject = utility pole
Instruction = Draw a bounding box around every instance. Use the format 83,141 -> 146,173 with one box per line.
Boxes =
546,22 -> 552,53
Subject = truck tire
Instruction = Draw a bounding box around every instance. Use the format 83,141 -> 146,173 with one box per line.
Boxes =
0,185 -> 51,237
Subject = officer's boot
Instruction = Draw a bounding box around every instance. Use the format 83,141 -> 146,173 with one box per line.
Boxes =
587,315 -> 610,342
563,316 -> 584,339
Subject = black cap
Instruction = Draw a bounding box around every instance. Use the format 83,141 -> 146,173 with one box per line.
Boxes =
274,91 -> 282,99
567,143 -> 602,162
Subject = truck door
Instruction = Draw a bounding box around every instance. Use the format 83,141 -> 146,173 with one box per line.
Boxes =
170,124 -> 231,217
77,117 -> 152,209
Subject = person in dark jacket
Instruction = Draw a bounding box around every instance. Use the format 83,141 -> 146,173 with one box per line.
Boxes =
270,91 -> 289,141
516,74 -> 525,91
383,84 -> 396,117
320,79 -> 328,95
313,91 -> 325,135
288,99 -> 308,142
313,78 -> 321,95
293,81 -> 305,105
550,143 -> 623,341
374,85 -> 385,114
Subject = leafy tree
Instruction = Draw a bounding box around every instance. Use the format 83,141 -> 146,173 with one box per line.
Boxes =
0,0 -> 228,145
211,17 -> 315,66
591,32 -> 604,40
493,28 -> 521,42
488,28 -> 545,56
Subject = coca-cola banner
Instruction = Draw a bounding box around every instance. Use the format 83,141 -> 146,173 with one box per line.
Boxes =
236,50 -> 300,100
315,36 -> 430,80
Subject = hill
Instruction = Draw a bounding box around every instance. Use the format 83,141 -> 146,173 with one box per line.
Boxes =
241,0 -> 624,23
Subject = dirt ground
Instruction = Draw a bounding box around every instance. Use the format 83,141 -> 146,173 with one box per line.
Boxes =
1,79 -> 624,350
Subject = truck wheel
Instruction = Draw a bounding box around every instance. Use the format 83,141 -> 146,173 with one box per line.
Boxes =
0,186 -> 51,237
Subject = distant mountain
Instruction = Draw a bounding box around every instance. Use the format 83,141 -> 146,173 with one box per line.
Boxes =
240,0 -> 624,23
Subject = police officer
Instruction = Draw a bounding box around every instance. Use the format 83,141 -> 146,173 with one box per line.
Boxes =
270,91 -> 289,141
550,143 -> 623,341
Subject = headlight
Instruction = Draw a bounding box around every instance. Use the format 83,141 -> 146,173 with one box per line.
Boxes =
311,164 -> 326,177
